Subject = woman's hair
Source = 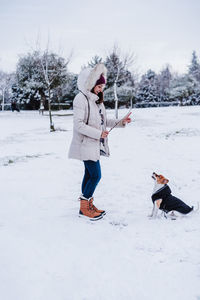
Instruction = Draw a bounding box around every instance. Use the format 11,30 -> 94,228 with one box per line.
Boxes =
91,88 -> 104,104
96,91 -> 104,104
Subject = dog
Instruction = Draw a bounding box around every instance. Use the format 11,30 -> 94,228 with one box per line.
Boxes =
150,172 -> 193,218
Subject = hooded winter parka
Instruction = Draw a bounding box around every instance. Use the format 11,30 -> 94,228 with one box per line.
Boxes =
68,64 -> 125,162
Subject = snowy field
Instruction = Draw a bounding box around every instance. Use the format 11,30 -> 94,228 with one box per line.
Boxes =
0,106 -> 200,300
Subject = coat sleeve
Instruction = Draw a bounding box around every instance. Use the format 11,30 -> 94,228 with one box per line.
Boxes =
106,118 -> 126,128
102,105 -> 125,128
73,94 -> 102,140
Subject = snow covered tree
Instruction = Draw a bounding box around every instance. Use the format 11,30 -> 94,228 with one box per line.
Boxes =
105,46 -> 134,89
87,55 -> 102,67
14,50 -> 71,129
39,50 -> 69,131
0,71 -> 13,111
104,45 -> 135,116
15,51 -> 69,106
157,66 -> 172,102
15,51 -> 45,109
169,74 -> 199,106
136,69 -> 159,105
61,73 -> 78,103
188,51 -> 200,83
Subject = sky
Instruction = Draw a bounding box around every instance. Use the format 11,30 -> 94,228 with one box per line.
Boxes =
0,0 -> 200,76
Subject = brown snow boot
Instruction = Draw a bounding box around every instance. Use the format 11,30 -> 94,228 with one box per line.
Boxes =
79,199 -> 103,221
89,197 -> 106,216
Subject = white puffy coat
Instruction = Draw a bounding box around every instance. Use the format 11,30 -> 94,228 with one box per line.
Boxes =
68,64 -> 125,162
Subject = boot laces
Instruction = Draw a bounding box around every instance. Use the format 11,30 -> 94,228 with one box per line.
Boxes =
89,201 -> 96,211
89,198 -> 98,211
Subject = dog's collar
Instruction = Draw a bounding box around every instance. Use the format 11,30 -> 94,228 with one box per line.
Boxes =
152,184 -> 168,196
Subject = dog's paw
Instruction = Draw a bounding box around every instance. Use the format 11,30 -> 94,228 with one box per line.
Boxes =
165,211 -> 177,220
148,214 -> 157,219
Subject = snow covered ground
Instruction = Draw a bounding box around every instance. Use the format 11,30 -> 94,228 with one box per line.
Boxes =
0,106 -> 200,300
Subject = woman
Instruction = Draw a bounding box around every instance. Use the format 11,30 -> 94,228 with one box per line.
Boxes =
68,63 -> 131,220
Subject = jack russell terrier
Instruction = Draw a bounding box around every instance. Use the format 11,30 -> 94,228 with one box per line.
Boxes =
150,172 -> 193,218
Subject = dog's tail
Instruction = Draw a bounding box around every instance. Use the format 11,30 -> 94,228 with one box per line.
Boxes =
193,202 -> 199,212
190,202 -> 199,214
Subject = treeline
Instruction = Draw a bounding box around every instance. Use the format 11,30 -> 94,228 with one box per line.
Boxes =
0,47 -> 200,110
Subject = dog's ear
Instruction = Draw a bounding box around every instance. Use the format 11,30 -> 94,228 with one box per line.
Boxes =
158,175 -> 169,184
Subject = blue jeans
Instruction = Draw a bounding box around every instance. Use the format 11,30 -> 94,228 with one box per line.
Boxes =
82,160 -> 101,199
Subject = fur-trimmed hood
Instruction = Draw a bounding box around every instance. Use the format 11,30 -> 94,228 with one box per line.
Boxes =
77,63 -> 107,93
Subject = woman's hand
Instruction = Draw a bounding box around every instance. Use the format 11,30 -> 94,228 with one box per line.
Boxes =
101,130 -> 109,138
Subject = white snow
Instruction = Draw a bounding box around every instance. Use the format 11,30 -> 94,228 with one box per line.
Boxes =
0,107 -> 200,300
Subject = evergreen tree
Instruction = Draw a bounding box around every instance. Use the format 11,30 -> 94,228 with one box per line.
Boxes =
87,55 -> 102,67
104,49 -> 134,89
188,51 -> 200,82
136,69 -> 159,103
169,74 -> 199,106
104,46 -> 135,112
157,66 -> 172,102
62,73 -> 78,102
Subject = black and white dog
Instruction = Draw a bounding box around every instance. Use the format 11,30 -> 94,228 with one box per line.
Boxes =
150,172 -> 194,218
